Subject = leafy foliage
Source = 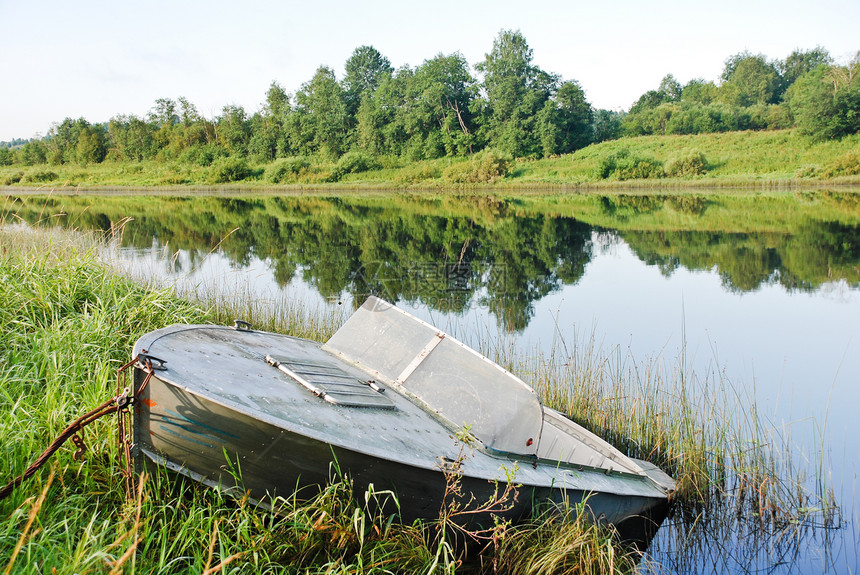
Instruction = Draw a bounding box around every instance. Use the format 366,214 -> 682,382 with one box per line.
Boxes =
665,150 -> 708,177
212,156 -> 252,183
787,56 -> 860,140
266,156 -> 312,183
443,149 -> 512,184
596,149 -> 664,180
334,150 -> 380,177
820,148 -> 860,177
180,143 -> 225,167
22,169 -> 58,183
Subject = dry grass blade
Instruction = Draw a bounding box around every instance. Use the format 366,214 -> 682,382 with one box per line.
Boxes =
4,468 -> 55,575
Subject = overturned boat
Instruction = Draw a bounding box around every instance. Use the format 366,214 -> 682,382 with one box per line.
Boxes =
131,296 -> 674,544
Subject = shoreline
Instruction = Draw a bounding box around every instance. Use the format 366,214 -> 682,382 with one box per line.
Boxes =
3,129 -> 859,194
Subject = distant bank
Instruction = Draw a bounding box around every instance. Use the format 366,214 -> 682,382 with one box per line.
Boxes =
2,130 -> 858,192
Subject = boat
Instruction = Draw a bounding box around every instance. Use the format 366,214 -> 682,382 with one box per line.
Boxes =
131,296 -> 674,545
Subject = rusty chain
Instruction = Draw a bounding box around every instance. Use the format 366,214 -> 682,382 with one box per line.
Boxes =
0,353 -> 157,503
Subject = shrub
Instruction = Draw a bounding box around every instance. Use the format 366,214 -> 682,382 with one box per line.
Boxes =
395,162 -> 442,184
181,144 -> 226,167
665,150 -> 708,177
443,149 -> 512,184
794,165 -> 819,178
212,157 -> 252,183
328,151 -> 381,182
3,171 -> 23,185
595,149 -> 664,180
820,149 -> 860,178
267,156 -> 312,183
336,150 -> 380,175
23,169 -> 58,183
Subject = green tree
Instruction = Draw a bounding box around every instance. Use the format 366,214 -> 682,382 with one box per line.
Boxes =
291,66 -> 349,158
781,47 -> 832,86
173,97 -> 210,149
20,140 -> 47,165
658,74 -> 683,101
47,117 -> 91,164
476,29 -> 557,157
343,46 -> 392,118
0,147 -> 14,166
249,82 -> 291,160
357,67 -> 413,157
592,109 -> 624,142
75,125 -> 107,164
107,115 -> 154,161
407,53 -> 478,157
719,52 -> 783,106
681,79 -> 719,104
546,80 -> 593,153
149,98 -> 179,128
788,55 -> 860,139
216,105 -> 250,156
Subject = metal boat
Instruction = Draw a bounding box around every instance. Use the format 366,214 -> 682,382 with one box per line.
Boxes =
131,296 -> 673,544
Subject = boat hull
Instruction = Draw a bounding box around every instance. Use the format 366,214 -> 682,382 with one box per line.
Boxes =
132,323 -> 672,547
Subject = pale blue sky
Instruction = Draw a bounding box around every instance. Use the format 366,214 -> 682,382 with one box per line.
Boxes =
1,0 -> 858,141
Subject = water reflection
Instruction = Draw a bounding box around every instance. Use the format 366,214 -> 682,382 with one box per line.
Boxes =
7,191 -> 860,332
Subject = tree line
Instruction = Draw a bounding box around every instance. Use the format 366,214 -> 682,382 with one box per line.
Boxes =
1,31 -> 858,170
8,192 -> 859,330
623,48 -> 860,140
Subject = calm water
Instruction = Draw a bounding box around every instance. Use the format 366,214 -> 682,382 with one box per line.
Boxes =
8,190 -> 860,573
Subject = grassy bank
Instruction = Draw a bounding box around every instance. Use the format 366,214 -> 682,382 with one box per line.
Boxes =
2,130 -> 859,191
0,225 -> 842,573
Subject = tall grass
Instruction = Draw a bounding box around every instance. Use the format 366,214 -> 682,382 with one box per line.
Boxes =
516,333 -> 841,527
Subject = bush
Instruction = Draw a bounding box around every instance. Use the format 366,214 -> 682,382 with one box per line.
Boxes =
820,149 -> 860,178
336,150 -> 380,175
595,149 -> 664,180
665,150 -> 708,177
181,144 -> 226,167
443,149 -> 512,184
3,171 -> 23,185
794,165 -> 819,178
328,150 -> 382,181
267,156 -> 312,183
23,169 -> 58,183
212,157 -> 252,183
395,162 -> 442,184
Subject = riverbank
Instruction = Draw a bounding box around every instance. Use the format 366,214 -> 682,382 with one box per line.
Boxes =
2,130 -> 859,192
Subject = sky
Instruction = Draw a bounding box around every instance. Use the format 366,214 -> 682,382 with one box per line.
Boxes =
1,0 -> 858,142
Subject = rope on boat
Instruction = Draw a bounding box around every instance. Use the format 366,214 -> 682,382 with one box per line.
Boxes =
0,354 -> 157,503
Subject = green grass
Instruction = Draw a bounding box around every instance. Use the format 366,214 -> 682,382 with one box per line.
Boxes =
2,130 -> 859,191
513,130 -> 860,186
0,222 -> 844,573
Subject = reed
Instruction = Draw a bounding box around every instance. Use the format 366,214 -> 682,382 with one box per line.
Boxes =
507,327 -> 842,567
